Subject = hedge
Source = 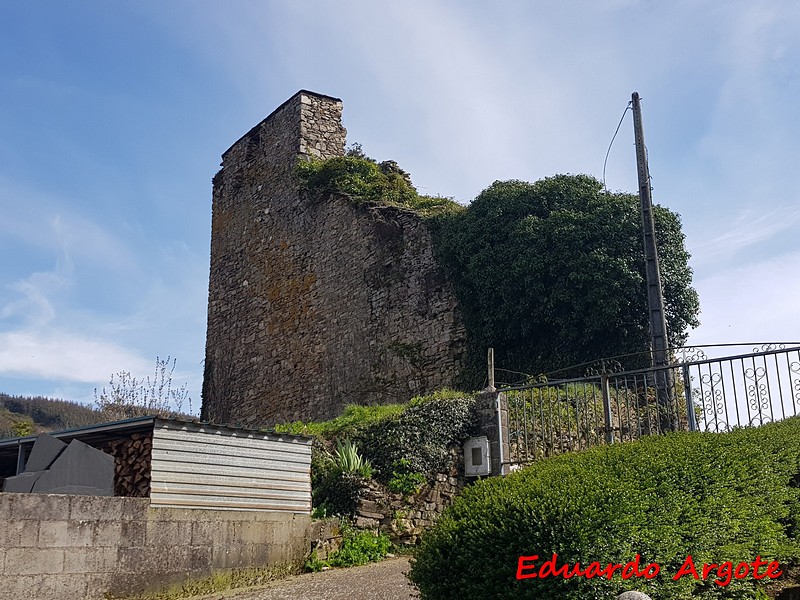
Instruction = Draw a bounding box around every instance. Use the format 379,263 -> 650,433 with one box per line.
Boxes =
409,417 -> 800,599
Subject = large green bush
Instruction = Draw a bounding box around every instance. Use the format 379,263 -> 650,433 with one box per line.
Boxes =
355,392 -> 477,483
430,174 -> 700,386
410,418 -> 800,599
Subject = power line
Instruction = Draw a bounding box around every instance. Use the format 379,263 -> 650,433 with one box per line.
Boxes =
602,101 -> 632,192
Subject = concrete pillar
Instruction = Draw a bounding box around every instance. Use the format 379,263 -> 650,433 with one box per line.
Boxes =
475,389 -> 510,476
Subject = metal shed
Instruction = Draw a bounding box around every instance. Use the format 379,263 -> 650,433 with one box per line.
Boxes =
0,417 -> 312,514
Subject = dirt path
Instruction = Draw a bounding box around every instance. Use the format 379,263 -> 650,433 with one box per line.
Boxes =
196,558 -> 418,600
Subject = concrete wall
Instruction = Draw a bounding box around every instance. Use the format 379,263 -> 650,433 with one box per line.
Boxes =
0,493 -> 311,600
202,90 -> 467,425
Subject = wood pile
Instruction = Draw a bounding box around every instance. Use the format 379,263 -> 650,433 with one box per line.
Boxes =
104,433 -> 152,497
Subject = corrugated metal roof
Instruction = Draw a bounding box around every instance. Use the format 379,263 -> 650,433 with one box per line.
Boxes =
0,415 -> 311,452
149,420 -> 312,513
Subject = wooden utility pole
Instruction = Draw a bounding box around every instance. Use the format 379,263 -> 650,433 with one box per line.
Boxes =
631,91 -> 676,432
631,92 -> 670,368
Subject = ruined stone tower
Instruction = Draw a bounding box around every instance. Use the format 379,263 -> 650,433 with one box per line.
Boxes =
202,90 -> 466,426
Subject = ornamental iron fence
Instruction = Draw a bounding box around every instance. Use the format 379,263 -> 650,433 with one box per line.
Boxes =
499,343 -> 800,466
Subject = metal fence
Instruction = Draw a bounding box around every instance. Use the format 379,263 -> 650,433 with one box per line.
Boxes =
500,344 -> 800,465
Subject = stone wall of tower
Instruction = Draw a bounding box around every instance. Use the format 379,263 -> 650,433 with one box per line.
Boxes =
202,90 -> 466,426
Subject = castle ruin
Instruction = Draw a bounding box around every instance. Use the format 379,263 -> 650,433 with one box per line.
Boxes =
201,91 -> 467,425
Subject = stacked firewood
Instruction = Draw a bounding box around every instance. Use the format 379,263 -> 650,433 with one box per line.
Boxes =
105,433 -> 152,497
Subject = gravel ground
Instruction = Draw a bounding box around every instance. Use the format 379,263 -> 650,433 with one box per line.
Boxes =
194,558 -> 418,600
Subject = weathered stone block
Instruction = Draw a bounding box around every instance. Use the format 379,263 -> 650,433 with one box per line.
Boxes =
1,520 -> 38,547
63,546 -> 117,573
6,548 -> 64,574
190,520 -> 217,546
37,520 -> 69,547
115,546 -> 164,575
92,521 -> 123,547
44,574 -> 89,598
185,545 -> 213,572
65,520 -> 95,547
70,495 -> 122,521
0,575 -> 39,600
238,520 -> 269,544
8,493 -> 71,520
145,520 -> 186,547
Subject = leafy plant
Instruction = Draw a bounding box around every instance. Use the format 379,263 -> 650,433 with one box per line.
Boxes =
296,152 -> 463,219
310,439 -> 371,518
387,459 -> 427,496
274,402 -> 406,438
305,523 -> 392,571
328,525 -> 392,567
410,417 -> 800,600
304,553 -> 329,572
11,419 -> 34,437
333,438 -> 372,479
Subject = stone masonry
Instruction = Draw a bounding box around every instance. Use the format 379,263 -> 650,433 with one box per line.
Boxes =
202,90 -> 467,425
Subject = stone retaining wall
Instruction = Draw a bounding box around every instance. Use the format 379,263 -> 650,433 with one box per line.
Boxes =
352,451 -> 466,545
0,493 -> 312,600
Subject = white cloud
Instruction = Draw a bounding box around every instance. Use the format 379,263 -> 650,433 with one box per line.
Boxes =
0,271 -> 66,325
0,329 -> 153,384
688,204 -> 800,267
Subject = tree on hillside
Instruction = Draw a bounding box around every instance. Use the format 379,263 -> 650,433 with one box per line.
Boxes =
432,174 -> 700,386
0,393 -> 101,431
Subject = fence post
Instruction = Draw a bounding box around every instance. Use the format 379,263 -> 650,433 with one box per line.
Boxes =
476,387 -> 509,476
487,347 -> 495,391
601,374 -> 614,444
682,364 -> 697,432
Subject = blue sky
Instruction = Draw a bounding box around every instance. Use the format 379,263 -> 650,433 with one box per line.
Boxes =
1,1 -> 799,411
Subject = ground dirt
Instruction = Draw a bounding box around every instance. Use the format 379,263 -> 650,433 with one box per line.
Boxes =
194,557 -> 418,600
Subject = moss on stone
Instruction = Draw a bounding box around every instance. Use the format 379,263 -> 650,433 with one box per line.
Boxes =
103,564 -> 299,600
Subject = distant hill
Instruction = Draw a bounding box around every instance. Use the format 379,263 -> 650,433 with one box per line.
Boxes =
0,393 -> 103,439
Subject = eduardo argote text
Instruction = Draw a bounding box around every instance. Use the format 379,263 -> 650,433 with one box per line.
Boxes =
517,554 -> 782,587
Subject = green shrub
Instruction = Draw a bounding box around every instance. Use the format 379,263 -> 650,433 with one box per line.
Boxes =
296,154 -> 463,219
312,471 -> 365,518
283,391 -> 477,516
309,442 -> 355,517
410,418 -> 800,600
387,459 -> 427,496
304,553 -> 328,572
333,438 -> 372,479
305,524 -> 392,571
429,174 -> 699,387
329,526 -> 392,567
355,394 -> 477,482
